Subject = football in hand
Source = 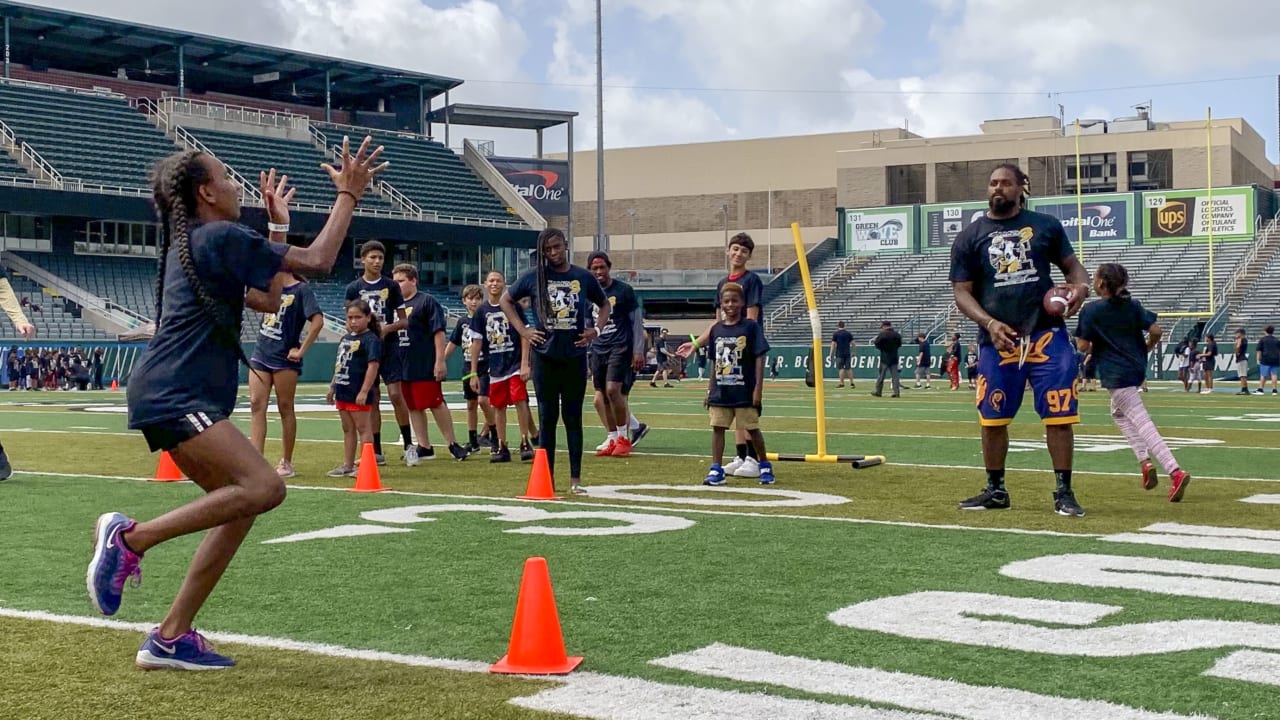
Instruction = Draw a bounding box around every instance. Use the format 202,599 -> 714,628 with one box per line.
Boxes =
1042,287 -> 1075,316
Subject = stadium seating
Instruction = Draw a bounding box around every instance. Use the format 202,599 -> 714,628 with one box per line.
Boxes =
0,148 -> 30,181
315,124 -> 514,222
1233,250 -> 1280,329
182,128 -> 394,212
17,252 -> 157,321
0,82 -> 176,188
1,270 -> 110,340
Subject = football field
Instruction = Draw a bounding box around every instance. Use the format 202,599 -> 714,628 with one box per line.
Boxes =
1,380 -> 1278,719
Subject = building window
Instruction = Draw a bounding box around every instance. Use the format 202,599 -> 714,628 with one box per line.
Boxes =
886,164 -> 926,205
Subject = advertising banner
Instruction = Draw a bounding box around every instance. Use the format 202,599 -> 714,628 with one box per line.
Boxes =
842,206 -> 914,254
1029,193 -> 1135,246
488,156 -> 571,215
920,201 -> 988,252
1142,187 -> 1254,243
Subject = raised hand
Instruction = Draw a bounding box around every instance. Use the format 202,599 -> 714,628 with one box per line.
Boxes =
259,168 -> 296,226
321,135 -> 388,201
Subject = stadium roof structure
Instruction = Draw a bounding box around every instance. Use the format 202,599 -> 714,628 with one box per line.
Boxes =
426,104 -> 578,132
0,0 -> 462,107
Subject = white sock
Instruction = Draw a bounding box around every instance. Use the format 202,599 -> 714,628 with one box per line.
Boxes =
628,414 -> 640,430
608,429 -> 619,440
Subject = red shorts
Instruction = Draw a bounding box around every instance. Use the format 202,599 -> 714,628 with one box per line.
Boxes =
403,380 -> 444,411
336,401 -> 372,412
488,375 -> 529,409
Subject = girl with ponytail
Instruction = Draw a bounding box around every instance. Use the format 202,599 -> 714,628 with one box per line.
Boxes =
1076,262 -> 1192,502
88,137 -> 387,669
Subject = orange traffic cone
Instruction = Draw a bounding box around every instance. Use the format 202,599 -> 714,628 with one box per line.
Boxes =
349,442 -> 387,492
151,451 -> 185,482
109,379 -> 119,391
517,448 -> 557,500
490,557 -> 582,675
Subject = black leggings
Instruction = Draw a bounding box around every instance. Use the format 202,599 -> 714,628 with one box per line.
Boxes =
532,353 -> 588,482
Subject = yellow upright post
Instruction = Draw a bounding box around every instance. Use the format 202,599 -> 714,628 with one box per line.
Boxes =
1206,107 -> 1216,315
791,222 -> 826,458
1074,119 -> 1084,265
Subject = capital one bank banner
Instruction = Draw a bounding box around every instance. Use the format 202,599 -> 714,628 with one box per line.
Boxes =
841,206 -> 914,254
1029,193 -> 1135,246
488,156 -> 571,215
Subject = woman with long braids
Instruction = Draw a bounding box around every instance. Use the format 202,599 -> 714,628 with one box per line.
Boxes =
87,137 -> 386,670
1076,262 -> 1192,502
500,229 -> 609,495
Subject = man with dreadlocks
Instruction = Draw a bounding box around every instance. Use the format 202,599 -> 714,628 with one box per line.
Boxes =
88,136 -> 387,670
501,228 -> 609,495
950,162 -> 1091,517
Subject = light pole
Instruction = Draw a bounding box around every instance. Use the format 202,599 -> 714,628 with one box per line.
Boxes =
626,208 -> 637,272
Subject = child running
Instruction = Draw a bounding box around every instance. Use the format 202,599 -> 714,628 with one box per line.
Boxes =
1075,262 -> 1191,501
326,300 -> 382,477
702,282 -> 773,486
90,137 -> 385,670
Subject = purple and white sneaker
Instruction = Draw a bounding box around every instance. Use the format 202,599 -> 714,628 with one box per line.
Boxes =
136,628 -> 235,670
86,512 -> 142,616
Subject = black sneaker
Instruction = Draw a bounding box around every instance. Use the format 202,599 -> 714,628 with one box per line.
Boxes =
417,446 -> 436,460
477,434 -> 494,449
530,433 -> 540,447
467,441 -> 482,455
490,447 -> 511,463
0,450 -> 11,480
448,442 -> 469,461
958,488 -> 1011,510
629,422 -> 650,447
519,442 -> 534,462
1054,489 -> 1086,517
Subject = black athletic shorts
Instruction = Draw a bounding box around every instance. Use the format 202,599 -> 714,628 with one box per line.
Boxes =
836,354 -> 851,370
379,343 -> 404,385
138,410 -> 228,453
591,346 -> 633,391
463,374 -> 491,400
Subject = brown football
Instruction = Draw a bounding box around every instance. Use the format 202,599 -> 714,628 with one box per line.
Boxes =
1043,286 -> 1074,316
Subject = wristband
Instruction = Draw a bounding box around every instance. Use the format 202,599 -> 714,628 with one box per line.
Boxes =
337,190 -> 359,204
268,222 -> 289,233
462,372 -> 476,380
986,318 -> 997,331
689,333 -> 699,349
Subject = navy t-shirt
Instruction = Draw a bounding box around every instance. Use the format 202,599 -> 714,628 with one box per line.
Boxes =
1235,337 -> 1249,362
345,276 -> 403,327
708,318 -> 770,408
1203,340 -> 1218,368
591,278 -> 639,352
507,265 -> 607,359
832,329 -> 854,356
332,330 -> 382,403
398,291 -> 447,382
251,281 -> 321,369
471,300 -> 522,380
918,340 -> 931,364
450,313 -> 487,376
1075,296 -> 1157,390
949,209 -> 1074,343
716,270 -> 764,318
1259,334 -> 1280,365
128,221 -> 287,427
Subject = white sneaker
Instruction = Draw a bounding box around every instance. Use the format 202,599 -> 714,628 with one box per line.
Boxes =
734,456 -> 761,478
275,459 -> 295,478
723,456 -> 746,475
595,437 -> 614,451
405,446 -> 420,467
1200,389 -> 1212,394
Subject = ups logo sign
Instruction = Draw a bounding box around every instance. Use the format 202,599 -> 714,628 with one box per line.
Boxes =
1156,200 -> 1188,234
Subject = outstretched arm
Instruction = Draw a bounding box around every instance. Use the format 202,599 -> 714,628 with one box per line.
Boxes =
0,278 -> 34,338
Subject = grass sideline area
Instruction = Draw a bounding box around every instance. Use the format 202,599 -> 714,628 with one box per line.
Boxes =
1,379 -> 1277,719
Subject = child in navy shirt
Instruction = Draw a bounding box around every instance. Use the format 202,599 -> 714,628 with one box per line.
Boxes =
327,299 -> 383,477
702,282 -> 773,486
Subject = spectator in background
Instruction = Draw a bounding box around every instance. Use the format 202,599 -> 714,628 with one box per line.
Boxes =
1257,325 -> 1279,395
830,321 -> 855,388
650,328 -> 673,387
871,321 -> 902,398
913,332 -> 932,389
946,333 -> 962,391
1199,334 -> 1218,395
92,347 -> 105,390
1234,328 -> 1250,395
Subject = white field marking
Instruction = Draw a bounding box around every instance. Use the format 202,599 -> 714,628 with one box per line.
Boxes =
15,472 -> 1098,538
1009,435 -> 1224,454
582,485 -> 848,508
1208,413 -> 1280,423
829,591 -> 1280,656
358,504 -> 695,537
0,606 -> 488,673
66,425 -> 107,430
1100,523 -> 1280,555
1204,650 -> 1280,687
1000,554 -> 1280,605
653,643 -> 1210,720
1241,494 -> 1280,504
512,672 -> 945,720
261,524 -> 413,544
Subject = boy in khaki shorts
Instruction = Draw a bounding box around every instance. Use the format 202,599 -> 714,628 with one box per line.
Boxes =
701,282 -> 774,486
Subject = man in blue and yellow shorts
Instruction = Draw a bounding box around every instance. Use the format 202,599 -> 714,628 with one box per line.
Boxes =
950,163 -> 1092,516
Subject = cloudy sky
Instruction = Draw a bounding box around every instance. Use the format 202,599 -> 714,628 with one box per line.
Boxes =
27,0 -> 1280,159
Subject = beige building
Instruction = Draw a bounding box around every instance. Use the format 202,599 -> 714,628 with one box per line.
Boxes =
562,114 -> 1274,271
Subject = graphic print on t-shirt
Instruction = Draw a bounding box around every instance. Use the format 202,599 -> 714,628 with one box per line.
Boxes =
333,337 -> 362,386
547,279 -> 581,330
357,287 -> 391,322
986,226 -> 1040,288
258,292 -> 295,342
591,295 -> 618,338
485,310 -> 515,355
715,335 -> 748,386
